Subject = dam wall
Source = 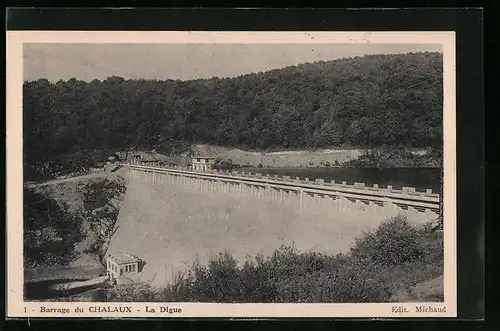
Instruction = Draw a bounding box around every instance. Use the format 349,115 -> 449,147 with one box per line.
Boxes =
122,164 -> 440,221
106,164 -> 440,287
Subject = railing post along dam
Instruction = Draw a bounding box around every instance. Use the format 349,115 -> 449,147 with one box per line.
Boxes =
119,163 -> 441,218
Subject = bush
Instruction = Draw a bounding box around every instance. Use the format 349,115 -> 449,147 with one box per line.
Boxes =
350,214 -> 423,266
106,284 -> 160,302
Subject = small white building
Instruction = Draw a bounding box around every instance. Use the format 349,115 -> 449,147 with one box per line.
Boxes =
192,157 -> 216,172
106,253 -> 142,284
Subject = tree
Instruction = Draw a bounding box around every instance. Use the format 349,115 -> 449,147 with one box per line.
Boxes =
24,52 -> 444,180
24,190 -> 84,267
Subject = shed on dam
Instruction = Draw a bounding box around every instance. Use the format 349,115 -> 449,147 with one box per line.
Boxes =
192,157 -> 216,172
106,253 -> 142,284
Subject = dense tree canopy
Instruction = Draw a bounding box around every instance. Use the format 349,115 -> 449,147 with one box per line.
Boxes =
24,52 -> 443,177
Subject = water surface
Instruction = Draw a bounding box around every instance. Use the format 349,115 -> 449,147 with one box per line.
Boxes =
237,167 -> 442,193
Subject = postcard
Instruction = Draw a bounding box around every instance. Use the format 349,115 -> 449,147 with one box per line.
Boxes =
6,31 -> 456,318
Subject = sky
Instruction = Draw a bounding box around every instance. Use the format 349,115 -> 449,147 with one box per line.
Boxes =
24,43 -> 442,82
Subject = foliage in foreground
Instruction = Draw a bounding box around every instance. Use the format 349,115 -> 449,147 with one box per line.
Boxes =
106,215 -> 443,303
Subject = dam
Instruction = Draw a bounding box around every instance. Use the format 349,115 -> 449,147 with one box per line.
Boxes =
106,163 -> 440,287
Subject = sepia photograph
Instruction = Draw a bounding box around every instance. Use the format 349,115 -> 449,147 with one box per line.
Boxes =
7,31 -> 456,318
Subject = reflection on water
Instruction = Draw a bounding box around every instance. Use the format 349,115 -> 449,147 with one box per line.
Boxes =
236,167 -> 442,193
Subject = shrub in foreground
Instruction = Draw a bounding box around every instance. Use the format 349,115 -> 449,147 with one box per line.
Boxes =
350,215 -> 423,266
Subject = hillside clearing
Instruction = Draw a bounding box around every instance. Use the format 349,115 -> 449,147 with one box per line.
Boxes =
193,144 -> 364,167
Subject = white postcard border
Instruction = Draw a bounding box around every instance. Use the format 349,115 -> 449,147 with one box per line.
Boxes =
6,31 -> 456,318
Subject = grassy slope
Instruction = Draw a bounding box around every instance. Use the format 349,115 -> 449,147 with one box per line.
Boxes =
135,144 -> 435,168
114,144 -> 364,168
193,144 -> 364,167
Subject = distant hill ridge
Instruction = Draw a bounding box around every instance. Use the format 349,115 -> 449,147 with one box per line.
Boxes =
24,51 -> 443,179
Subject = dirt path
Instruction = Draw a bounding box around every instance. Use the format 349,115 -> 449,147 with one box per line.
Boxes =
25,172 -> 107,189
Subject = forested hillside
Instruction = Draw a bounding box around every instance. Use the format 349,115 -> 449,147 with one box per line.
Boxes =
24,52 -> 443,179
